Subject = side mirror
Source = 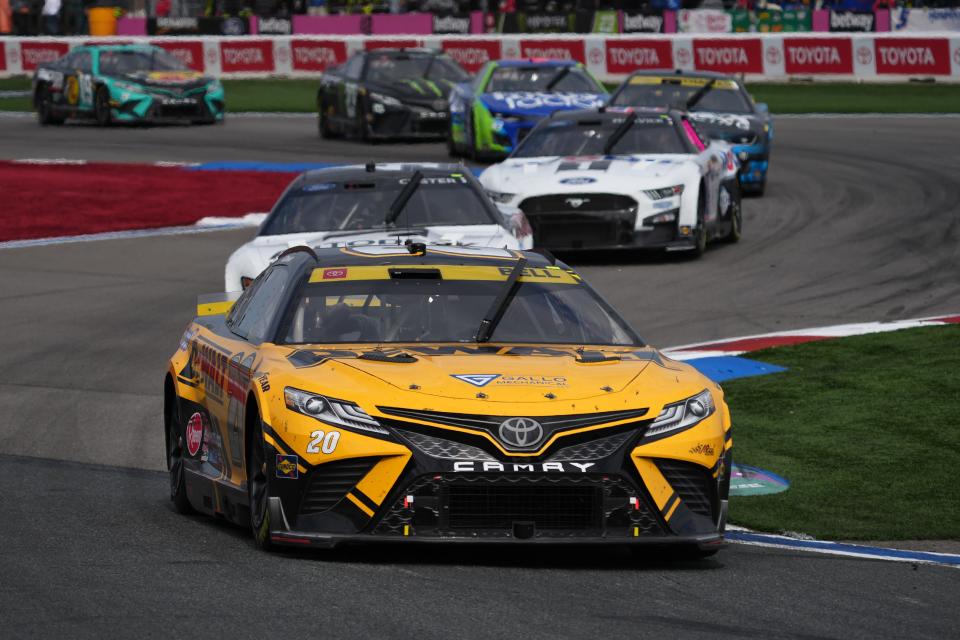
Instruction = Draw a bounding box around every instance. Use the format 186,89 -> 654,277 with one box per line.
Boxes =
756,102 -> 769,114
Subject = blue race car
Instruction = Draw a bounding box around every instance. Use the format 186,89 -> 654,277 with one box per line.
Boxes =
608,70 -> 772,196
447,59 -> 608,161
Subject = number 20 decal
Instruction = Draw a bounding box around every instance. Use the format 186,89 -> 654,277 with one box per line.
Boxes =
306,430 -> 340,454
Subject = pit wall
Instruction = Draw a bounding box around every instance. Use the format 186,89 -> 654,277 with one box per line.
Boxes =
3,33 -> 959,82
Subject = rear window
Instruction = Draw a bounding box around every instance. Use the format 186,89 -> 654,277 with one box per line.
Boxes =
611,77 -> 752,114
485,66 -> 602,93
513,117 -> 689,158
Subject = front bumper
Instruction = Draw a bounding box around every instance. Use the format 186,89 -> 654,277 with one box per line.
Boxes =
367,103 -> 448,139
111,88 -> 224,123
262,416 -> 729,549
731,142 -> 769,187
518,194 -> 693,252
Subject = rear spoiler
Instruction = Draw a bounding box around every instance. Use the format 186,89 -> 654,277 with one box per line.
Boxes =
197,292 -> 241,317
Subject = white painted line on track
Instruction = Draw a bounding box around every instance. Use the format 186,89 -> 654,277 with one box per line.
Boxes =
727,531 -> 960,568
0,222 -> 249,250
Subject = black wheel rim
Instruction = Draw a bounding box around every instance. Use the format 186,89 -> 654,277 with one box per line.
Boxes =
167,403 -> 184,498
249,425 -> 269,528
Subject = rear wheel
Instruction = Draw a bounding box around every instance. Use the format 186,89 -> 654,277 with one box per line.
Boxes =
247,410 -> 273,551
94,86 -> 112,126
688,186 -> 708,258
165,391 -> 194,515
36,85 -> 64,126
721,182 -> 742,243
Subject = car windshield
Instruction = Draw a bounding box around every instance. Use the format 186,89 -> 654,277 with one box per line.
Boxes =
485,66 -> 601,93
512,117 -> 688,158
611,78 -> 752,114
279,265 -> 642,346
365,53 -> 468,86
98,49 -> 189,75
260,176 -> 495,236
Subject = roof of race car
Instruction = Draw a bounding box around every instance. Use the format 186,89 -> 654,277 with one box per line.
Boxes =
302,245 -> 562,270
492,59 -> 582,68
627,69 -> 740,82
294,163 -> 471,186
546,106 -> 684,124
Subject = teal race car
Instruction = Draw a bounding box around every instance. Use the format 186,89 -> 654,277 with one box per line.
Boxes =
447,59 -> 608,161
32,44 -> 225,126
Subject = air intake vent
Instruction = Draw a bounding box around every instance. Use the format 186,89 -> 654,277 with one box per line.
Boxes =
656,458 -> 714,518
299,457 -> 378,516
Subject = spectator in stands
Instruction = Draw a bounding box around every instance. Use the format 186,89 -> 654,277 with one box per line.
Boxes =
11,0 -> 38,34
0,0 -> 11,34
61,0 -> 87,34
41,0 -> 60,33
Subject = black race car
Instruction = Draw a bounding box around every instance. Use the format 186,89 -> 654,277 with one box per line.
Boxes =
608,70 -> 772,196
317,48 -> 470,142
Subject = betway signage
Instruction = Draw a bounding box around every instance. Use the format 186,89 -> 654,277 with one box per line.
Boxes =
3,35 -> 959,82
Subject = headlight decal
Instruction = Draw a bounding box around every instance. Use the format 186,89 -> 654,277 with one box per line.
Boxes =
645,389 -> 715,439
644,185 -> 684,200
284,387 -> 388,435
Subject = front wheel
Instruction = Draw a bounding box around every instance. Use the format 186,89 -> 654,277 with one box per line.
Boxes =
36,85 -> 65,126
94,86 -> 112,126
247,413 -> 273,551
165,395 -> 195,515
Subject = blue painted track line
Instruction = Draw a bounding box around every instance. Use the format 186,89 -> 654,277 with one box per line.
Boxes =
728,531 -> 960,567
686,355 -> 787,383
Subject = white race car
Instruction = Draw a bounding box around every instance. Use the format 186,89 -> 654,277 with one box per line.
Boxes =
224,163 -> 532,291
478,108 -> 741,255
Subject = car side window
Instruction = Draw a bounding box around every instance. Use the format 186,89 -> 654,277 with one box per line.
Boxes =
343,55 -> 364,81
74,51 -> 93,73
232,266 -> 289,343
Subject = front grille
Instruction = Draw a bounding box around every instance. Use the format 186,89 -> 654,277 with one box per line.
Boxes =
378,407 -> 648,451
548,431 -> 634,462
395,428 -> 495,461
520,193 -> 637,214
447,480 -> 602,530
374,474 -> 663,538
299,457 -> 378,516
656,458 -> 714,518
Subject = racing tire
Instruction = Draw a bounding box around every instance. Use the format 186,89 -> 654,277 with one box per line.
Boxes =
247,411 -> 274,551
721,182 -> 742,244
687,186 -> 708,259
165,392 -> 195,515
319,105 -> 335,139
36,85 -> 64,126
94,86 -> 112,127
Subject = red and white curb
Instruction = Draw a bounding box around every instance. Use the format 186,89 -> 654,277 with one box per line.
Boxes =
662,315 -> 960,361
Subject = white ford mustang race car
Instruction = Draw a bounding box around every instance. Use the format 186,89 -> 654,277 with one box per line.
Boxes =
224,163 -> 532,291
478,108 -> 742,255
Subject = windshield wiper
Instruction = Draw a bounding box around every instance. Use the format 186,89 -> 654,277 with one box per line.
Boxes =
602,111 -> 637,155
474,256 -> 527,343
545,67 -> 570,91
385,170 -> 423,227
686,78 -> 717,111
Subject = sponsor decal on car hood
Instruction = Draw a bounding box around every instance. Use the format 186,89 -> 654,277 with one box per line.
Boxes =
479,91 -> 606,117
485,155 -> 696,195
688,112 -> 763,142
313,347 -> 668,402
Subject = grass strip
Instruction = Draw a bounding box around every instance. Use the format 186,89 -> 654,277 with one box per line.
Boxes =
3,76 -> 960,114
724,324 -> 960,540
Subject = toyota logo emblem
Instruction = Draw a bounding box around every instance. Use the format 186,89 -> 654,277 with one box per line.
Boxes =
498,417 -> 544,449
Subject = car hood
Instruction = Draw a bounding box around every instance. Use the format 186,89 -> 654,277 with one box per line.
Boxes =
481,154 -> 696,196
369,78 -> 452,107
479,91 -> 607,117
287,344 -> 695,407
688,111 -> 763,143
117,70 -> 212,91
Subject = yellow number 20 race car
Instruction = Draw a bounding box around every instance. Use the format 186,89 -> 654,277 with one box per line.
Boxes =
164,244 -> 733,556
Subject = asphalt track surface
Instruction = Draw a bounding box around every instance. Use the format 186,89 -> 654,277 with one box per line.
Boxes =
1,114 -> 959,638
